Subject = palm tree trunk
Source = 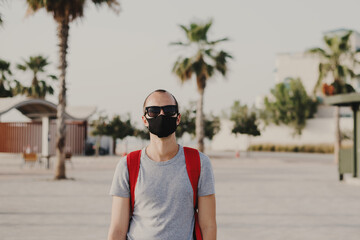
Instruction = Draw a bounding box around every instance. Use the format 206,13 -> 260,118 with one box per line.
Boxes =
247,135 -> 251,157
55,18 -> 69,179
196,87 -> 205,152
334,106 -> 341,164
32,75 -> 38,86
95,135 -> 100,157
112,137 -> 116,155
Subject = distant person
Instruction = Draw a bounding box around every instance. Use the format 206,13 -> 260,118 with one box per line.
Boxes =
107,89 -> 216,240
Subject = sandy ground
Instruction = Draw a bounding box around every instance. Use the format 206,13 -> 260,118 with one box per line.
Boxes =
0,151 -> 359,240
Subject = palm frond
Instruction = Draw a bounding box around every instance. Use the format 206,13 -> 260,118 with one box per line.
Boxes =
172,57 -> 194,82
47,74 -> 58,80
339,31 -> 352,52
207,37 -> 229,45
16,64 -> 27,71
179,24 -> 189,35
0,59 -> 12,75
25,0 -> 46,17
214,50 -> 232,76
323,35 -> 335,49
26,0 -> 120,21
313,63 -> 331,95
18,55 -> 50,73
203,49 -> 213,57
171,19 -> 232,88
206,64 -> 214,78
202,20 -> 213,37
169,41 -> 189,46
341,30 -> 353,43
306,48 -> 330,59
48,86 -> 54,95
92,0 -> 120,14
186,20 -> 213,43
12,79 -> 23,96
338,65 -> 355,79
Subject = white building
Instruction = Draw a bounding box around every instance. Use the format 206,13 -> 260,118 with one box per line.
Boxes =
211,29 -> 359,151
275,29 -> 360,95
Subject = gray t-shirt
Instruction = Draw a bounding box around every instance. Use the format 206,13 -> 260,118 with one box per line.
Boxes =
109,145 -> 215,240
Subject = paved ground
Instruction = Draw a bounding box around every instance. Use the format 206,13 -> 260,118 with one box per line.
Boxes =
0,151 -> 359,240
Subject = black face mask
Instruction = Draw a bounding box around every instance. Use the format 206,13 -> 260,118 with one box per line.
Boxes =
146,115 -> 178,138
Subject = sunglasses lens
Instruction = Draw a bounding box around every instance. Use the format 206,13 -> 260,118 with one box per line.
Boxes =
147,107 -> 161,118
163,106 -> 177,116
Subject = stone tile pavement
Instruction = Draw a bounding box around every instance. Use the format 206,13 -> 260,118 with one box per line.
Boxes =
0,151 -> 359,240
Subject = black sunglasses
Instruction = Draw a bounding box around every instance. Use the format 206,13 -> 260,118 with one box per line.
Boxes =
144,105 -> 178,118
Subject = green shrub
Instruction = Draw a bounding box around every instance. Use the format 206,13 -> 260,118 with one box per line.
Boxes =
249,143 -> 334,153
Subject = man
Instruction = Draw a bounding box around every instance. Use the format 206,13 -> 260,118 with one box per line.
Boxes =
107,89 -> 216,240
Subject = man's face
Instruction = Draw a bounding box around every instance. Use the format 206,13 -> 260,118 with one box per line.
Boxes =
142,92 -> 181,128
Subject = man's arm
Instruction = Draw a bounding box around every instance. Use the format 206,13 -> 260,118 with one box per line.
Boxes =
198,194 -> 217,240
107,196 -> 130,240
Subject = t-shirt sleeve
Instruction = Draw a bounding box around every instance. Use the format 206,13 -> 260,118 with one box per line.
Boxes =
109,157 -> 130,198
197,153 -> 215,197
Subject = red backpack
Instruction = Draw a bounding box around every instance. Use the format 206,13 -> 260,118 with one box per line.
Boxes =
126,147 -> 202,240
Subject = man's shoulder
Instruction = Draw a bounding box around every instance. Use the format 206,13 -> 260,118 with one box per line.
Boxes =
114,155 -> 128,170
198,151 -> 211,167
181,146 -> 211,164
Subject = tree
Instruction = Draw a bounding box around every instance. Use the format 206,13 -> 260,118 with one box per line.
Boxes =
0,0 -> 4,26
307,30 -> 356,95
0,58 -> 14,97
262,78 -> 317,136
204,113 -> 221,141
91,114 -> 135,155
134,127 -> 150,149
176,105 -> 196,138
106,115 -> 134,155
171,19 -> 232,152
134,128 -> 150,140
230,101 -> 261,137
90,113 -> 108,157
307,30 -> 357,163
25,0 -> 120,179
176,102 -> 221,141
16,55 -> 57,99
230,101 -> 260,155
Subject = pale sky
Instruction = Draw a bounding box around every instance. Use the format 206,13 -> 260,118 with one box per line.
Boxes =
1,0 -> 360,127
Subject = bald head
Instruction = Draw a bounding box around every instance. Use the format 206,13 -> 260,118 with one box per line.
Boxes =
143,89 -> 179,114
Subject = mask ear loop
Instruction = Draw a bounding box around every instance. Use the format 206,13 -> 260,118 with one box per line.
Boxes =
143,110 -> 150,129
176,112 -> 181,126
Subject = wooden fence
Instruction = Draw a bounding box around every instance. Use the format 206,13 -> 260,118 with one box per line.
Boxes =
0,121 -> 87,155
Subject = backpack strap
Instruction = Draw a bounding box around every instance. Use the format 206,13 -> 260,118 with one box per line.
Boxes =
183,147 -> 202,240
126,150 -> 141,214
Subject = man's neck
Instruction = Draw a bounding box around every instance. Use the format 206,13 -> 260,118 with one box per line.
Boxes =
146,135 -> 179,162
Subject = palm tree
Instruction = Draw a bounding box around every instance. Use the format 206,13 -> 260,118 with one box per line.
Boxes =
307,30 -> 357,163
16,55 -> 57,99
0,59 -> 13,97
25,0 -> 120,179
0,0 -> 4,26
171,20 -> 232,152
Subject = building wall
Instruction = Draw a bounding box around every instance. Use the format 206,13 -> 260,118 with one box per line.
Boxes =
275,53 -> 321,94
231,29 -> 358,152
275,30 -> 360,96
210,116 -> 353,151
